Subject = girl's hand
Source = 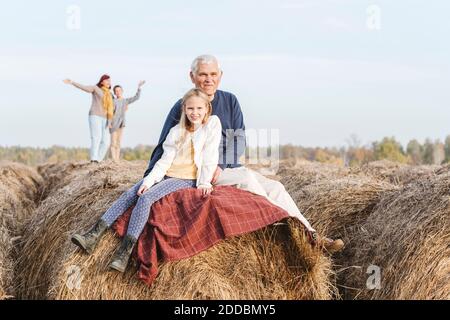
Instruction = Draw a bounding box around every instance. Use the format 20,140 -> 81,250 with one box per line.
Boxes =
138,80 -> 146,88
198,186 -> 213,197
63,79 -> 72,85
137,184 -> 150,196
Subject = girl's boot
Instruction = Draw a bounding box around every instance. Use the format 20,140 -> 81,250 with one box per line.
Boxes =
71,219 -> 109,254
109,234 -> 137,272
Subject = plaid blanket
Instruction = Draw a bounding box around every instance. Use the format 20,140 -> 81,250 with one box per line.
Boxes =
113,185 -> 290,286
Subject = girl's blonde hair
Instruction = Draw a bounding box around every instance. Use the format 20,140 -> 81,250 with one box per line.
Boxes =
176,88 -> 212,147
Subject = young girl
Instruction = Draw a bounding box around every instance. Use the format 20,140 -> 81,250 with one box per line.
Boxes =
71,88 -> 222,272
110,81 -> 146,161
63,75 -> 114,163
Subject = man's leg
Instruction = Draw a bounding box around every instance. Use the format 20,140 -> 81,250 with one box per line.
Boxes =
216,167 -> 315,232
249,168 -> 315,231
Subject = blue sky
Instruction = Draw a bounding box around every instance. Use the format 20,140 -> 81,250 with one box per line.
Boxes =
1,0 -> 449,149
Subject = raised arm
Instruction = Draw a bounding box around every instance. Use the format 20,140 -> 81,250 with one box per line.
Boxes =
63,79 -> 95,93
125,88 -> 141,105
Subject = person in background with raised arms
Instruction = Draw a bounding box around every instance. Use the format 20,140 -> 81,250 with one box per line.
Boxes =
110,80 -> 146,161
63,75 -> 113,163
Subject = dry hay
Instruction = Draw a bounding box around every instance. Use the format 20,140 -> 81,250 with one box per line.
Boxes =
277,159 -> 351,193
342,167 -> 450,299
0,161 -> 43,299
53,219 -> 334,300
37,161 -> 95,199
351,159 -> 439,186
278,163 -> 400,298
16,160 -> 335,300
15,160 -> 147,299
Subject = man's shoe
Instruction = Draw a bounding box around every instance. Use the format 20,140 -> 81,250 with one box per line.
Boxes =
109,234 -> 137,273
71,219 -> 109,254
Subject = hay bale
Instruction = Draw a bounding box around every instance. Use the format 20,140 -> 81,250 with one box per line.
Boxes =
343,168 -> 450,299
37,161 -> 94,199
53,219 -> 334,300
16,160 -> 335,300
0,161 -> 43,299
278,160 -> 351,193
352,160 -> 439,186
0,225 -> 13,299
278,163 -> 399,298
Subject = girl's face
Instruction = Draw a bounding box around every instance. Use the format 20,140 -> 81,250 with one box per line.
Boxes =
184,96 -> 208,126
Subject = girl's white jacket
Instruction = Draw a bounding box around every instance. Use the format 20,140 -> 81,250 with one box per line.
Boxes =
142,115 -> 222,189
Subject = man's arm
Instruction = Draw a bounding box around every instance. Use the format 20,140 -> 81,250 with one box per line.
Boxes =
143,100 -> 182,177
219,95 -> 246,169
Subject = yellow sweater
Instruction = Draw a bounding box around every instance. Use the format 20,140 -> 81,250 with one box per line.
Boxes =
166,133 -> 198,179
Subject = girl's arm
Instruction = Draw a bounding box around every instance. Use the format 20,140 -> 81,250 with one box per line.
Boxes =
198,116 -> 222,189
125,88 -> 141,105
125,81 -> 145,105
141,125 -> 179,188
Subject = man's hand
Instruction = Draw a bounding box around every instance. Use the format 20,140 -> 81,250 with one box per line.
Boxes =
211,166 -> 223,185
198,185 -> 213,197
63,79 -> 72,85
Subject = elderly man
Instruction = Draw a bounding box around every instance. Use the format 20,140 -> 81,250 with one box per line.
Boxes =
144,55 -> 343,253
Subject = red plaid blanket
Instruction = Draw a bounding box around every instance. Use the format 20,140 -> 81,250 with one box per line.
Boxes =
113,185 -> 290,286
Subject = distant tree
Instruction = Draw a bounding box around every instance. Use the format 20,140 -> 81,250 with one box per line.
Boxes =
445,135 -> 450,163
372,137 -> 407,163
422,138 -> 434,164
406,139 -> 423,165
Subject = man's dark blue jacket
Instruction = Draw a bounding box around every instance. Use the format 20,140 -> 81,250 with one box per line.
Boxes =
143,90 -> 246,178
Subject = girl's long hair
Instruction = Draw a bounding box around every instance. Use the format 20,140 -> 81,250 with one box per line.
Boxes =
176,88 -> 212,148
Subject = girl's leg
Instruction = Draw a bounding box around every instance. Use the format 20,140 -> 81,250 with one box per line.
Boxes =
88,115 -> 102,161
126,177 -> 196,239
110,130 -> 119,161
100,179 -> 144,227
115,127 -> 124,160
98,117 -> 110,161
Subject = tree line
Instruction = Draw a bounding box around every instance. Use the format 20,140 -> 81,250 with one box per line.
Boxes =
1,135 -> 450,167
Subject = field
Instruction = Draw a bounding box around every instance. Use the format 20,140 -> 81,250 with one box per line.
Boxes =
0,159 -> 448,300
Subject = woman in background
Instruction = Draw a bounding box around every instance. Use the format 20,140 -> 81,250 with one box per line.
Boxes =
63,75 -> 113,163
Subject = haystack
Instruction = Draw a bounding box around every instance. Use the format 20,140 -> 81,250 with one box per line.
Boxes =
0,161 -> 43,299
343,167 -> 450,299
16,160 -> 335,300
352,159 -> 439,186
278,165 -> 399,298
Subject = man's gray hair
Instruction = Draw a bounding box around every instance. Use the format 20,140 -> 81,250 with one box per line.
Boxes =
190,55 -> 221,74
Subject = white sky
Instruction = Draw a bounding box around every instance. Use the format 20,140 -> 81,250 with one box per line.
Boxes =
1,0 -> 449,149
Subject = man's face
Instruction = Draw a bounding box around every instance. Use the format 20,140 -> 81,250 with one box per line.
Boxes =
190,62 -> 222,97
